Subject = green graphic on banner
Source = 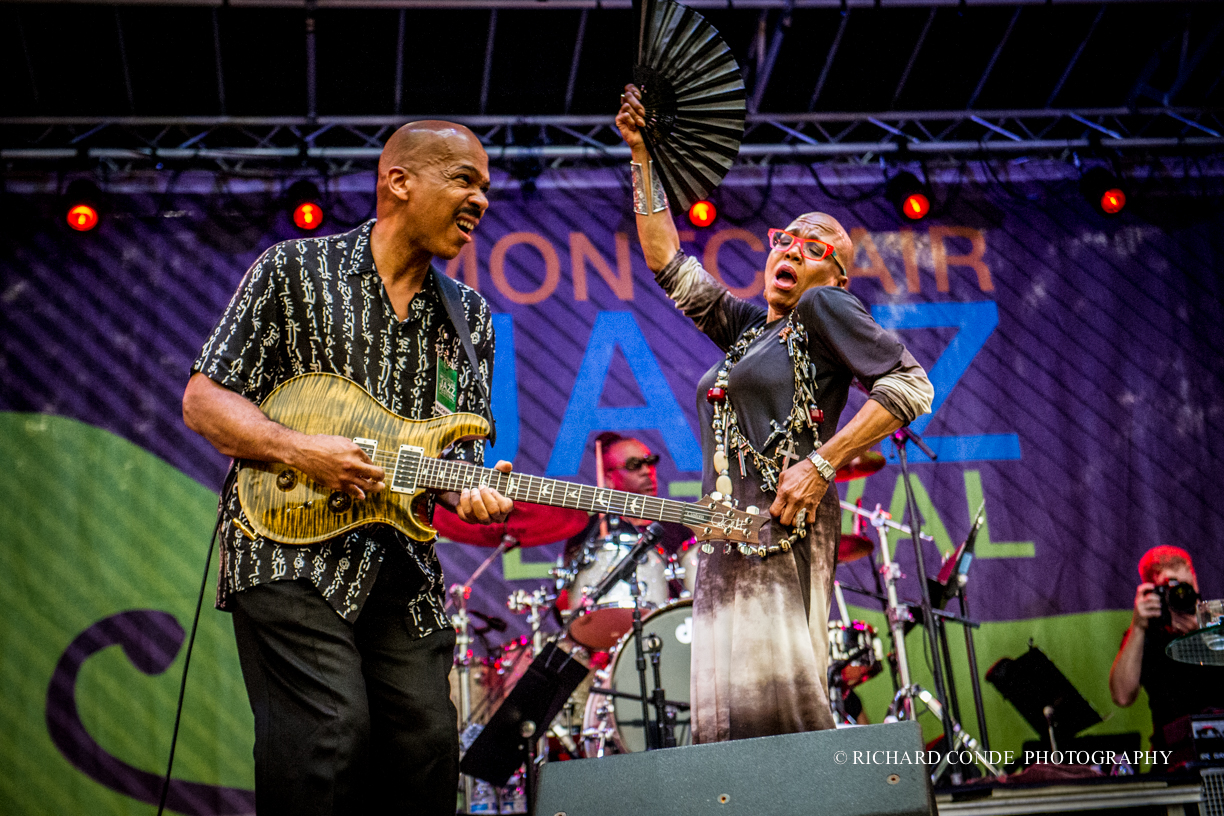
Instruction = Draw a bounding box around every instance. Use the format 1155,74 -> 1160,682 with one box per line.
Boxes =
0,413 -> 253,815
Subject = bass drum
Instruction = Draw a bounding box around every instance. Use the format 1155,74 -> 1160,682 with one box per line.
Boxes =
582,600 -> 693,755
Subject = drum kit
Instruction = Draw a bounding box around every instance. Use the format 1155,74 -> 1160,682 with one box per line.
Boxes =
438,440 -> 993,810
438,450 -> 900,762
439,504 -> 698,772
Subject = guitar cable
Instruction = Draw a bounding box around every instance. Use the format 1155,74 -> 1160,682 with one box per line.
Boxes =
157,465 -> 234,816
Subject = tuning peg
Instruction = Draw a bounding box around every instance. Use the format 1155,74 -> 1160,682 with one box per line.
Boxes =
710,491 -> 723,502
746,506 -> 760,515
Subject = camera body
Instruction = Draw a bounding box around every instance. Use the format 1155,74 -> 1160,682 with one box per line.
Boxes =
1151,579 -> 1199,624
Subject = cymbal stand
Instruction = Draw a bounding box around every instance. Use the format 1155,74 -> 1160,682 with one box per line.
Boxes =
507,586 -> 551,656
839,498 -> 1000,782
451,534 -> 518,813
867,503 -> 917,721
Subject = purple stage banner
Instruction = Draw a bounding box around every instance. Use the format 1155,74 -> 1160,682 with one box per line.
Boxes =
4,165 -> 1220,629
3,162 -> 1224,810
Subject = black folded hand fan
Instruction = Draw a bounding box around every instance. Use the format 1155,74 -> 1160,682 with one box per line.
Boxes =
633,0 -> 746,211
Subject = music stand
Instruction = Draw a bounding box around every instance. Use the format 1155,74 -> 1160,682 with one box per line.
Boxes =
460,642 -> 589,807
986,645 -> 1101,748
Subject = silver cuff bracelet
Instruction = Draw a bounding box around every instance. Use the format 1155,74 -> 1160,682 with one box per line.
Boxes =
631,160 -> 669,215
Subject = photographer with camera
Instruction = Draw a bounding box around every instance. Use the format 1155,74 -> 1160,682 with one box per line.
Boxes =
1109,546 -> 1224,756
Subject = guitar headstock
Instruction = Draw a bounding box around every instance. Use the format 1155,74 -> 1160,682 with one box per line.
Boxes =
690,494 -> 769,545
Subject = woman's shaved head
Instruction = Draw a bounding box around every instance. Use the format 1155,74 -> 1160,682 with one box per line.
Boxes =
787,211 -> 854,269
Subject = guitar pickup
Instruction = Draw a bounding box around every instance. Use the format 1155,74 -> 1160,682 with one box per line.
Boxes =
353,437 -> 378,460
390,445 -> 424,494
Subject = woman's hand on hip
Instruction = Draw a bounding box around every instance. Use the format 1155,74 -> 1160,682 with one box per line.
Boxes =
769,459 -> 830,527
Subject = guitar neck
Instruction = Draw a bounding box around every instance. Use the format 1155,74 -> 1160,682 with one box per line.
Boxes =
412,456 -> 713,529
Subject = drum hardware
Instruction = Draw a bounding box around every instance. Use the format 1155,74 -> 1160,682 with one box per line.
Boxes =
573,523 -> 675,750
451,537 -> 525,813
588,685 -> 691,710
564,524 -> 670,650
582,601 -> 694,756
885,424 -> 958,759
839,467 -> 996,784
507,587 -> 556,656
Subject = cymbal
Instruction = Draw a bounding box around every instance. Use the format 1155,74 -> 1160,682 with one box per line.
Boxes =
835,451 -> 886,482
433,502 -> 590,547
838,534 -> 875,563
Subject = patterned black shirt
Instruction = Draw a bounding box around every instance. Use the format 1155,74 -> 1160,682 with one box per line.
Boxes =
193,220 -> 494,632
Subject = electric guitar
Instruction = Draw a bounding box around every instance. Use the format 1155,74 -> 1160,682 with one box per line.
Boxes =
237,373 -> 767,547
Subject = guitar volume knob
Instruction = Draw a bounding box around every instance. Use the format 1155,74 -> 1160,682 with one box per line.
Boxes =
328,492 -> 352,513
276,469 -> 298,491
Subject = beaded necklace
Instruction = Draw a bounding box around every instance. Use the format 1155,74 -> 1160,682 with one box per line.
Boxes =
705,311 -> 825,558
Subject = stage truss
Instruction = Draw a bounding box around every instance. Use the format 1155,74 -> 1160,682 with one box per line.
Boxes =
3,107 -> 1223,176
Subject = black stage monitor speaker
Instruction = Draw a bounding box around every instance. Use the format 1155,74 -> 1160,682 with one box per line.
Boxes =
536,721 -> 933,816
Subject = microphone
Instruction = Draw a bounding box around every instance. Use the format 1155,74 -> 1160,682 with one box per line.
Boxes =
584,523 -> 666,608
930,501 -> 986,609
469,610 -> 508,633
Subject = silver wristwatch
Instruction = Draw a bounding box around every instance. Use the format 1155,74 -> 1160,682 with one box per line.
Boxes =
806,450 -> 836,482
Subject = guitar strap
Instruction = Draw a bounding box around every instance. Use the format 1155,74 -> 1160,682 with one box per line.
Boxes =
433,267 -> 496,445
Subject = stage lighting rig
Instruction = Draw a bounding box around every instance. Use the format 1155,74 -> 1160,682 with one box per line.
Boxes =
287,180 -> 325,230
688,200 -> 718,228
64,180 -> 103,232
885,172 -> 932,221
1079,167 -> 1127,216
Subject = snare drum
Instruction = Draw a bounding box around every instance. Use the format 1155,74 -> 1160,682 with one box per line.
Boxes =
582,600 -> 693,756
828,619 -> 884,689
565,531 -> 669,650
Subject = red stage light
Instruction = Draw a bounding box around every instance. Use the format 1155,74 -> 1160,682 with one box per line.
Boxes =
688,200 -> 717,228
902,192 -> 931,220
293,201 -> 324,230
67,204 -> 99,232
1099,188 -> 1126,215
1080,167 -> 1128,217
885,171 -> 933,222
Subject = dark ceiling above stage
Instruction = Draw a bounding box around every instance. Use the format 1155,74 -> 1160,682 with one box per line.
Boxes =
2,2 -> 1223,119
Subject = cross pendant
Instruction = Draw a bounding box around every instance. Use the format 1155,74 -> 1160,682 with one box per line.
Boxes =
778,443 -> 800,471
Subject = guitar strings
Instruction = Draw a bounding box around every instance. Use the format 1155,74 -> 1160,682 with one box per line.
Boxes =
279,449 -> 733,527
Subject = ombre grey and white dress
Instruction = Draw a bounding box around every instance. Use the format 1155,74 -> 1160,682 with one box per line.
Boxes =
654,251 -> 932,743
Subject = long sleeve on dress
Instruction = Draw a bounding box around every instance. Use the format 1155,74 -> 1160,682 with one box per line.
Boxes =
654,251 -> 765,351
794,286 -> 932,424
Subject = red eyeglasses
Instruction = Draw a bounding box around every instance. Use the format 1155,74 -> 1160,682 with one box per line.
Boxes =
768,229 -> 847,277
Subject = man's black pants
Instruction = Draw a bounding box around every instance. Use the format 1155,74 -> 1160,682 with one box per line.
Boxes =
231,551 -> 458,816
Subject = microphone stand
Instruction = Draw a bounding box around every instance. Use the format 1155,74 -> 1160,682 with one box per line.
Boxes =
628,558 -> 655,749
890,428 -> 957,773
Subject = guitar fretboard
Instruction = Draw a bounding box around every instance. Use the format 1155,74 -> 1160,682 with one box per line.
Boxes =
396,449 -> 716,528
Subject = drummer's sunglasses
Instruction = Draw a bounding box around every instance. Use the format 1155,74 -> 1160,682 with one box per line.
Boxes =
615,454 -> 660,471
768,229 -> 848,277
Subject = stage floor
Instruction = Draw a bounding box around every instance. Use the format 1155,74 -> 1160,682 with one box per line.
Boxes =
935,773 -> 1208,816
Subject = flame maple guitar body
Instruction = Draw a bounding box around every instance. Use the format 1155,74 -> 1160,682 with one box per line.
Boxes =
236,373 -> 489,545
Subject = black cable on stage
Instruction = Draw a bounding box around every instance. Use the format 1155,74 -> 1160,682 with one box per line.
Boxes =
720,161 -> 775,226
805,161 -> 888,204
157,466 -> 234,816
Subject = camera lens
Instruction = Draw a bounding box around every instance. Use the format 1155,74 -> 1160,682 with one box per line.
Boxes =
1166,580 -> 1199,615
